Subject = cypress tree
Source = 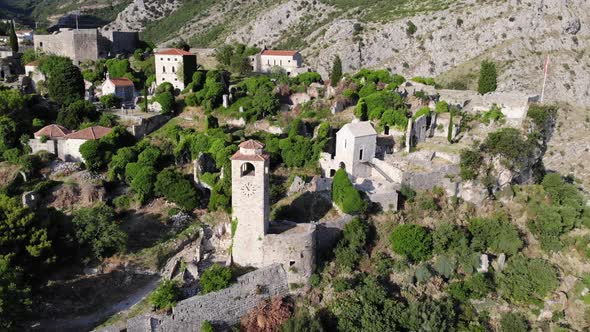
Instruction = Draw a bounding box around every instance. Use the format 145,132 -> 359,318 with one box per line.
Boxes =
478,60 -> 497,94
330,55 -> 342,87
9,20 -> 18,53
447,111 -> 453,144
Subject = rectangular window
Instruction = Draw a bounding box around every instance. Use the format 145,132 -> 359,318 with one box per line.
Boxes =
359,149 -> 364,160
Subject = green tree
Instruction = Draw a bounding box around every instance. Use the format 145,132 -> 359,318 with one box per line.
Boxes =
57,100 -> 97,129
477,60 -> 497,94
330,56 -> 342,87
100,94 -> 122,108
333,217 -> 369,271
154,169 -> 199,210
500,312 -> 528,332
332,169 -> 365,215
468,216 -> 523,256
0,256 -> 31,331
79,139 -> 107,171
389,224 -> 432,262
497,255 -> 558,303
354,99 -> 368,121
47,62 -> 85,105
72,203 -> 127,261
149,280 -> 181,311
282,312 -> 324,332
8,21 -> 18,53
199,264 -> 233,294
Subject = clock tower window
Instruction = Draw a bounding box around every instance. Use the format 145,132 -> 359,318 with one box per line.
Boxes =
241,162 -> 255,177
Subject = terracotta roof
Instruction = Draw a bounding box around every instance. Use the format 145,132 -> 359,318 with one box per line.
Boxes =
155,48 -> 193,56
64,126 -> 112,140
231,152 -> 270,161
109,77 -> 134,87
34,124 -> 71,139
239,140 -> 265,149
261,50 -> 298,57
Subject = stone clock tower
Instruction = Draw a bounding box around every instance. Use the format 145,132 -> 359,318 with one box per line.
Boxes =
230,140 -> 270,267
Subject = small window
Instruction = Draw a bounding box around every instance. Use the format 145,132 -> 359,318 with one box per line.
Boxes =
39,42 -> 43,47
289,260 -> 295,266
241,162 -> 255,176
167,58 -> 170,61
160,57 -> 163,60
162,66 -> 166,73
359,149 -> 364,160
344,139 -> 347,149
172,66 -> 175,73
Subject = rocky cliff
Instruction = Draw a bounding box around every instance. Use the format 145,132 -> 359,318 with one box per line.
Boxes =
105,0 -> 589,108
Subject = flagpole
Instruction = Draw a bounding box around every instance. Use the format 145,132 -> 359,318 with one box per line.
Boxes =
540,55 -> 549,104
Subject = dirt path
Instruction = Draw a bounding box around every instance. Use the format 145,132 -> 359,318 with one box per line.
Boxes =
30,276 -> 160,332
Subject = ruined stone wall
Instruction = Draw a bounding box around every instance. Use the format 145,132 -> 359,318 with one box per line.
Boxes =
370,158 -> 404,183
402,164 -> 460,191
263,224 -> 315,286
157,264 -> 289,332
122,114 -> 171,138
34,29 -> 98,64
28,139 -> 57,155
412,114 -> 431,144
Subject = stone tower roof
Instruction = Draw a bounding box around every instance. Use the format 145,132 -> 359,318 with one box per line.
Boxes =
232,140 -> 269,161
34,124 -> 71,139
339,121 -> 377,137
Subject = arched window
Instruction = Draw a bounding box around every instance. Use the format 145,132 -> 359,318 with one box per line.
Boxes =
241,162 -> 255,176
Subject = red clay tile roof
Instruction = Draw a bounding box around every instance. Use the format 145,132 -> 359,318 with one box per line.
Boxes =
64,126 -> 112,140
34,124 -> 71,139
155,48 -> 193,56
109,77 -> 134,87
261,50 -> 298,57
239,140 -> 265,149
231,152 -> 270,161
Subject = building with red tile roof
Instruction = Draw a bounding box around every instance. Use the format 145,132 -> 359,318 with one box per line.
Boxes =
251,48 -> 305,77
101,74 -> 135,104
64,126 -> 112,140
155,48 -> 197,91
34,124 -> 71,139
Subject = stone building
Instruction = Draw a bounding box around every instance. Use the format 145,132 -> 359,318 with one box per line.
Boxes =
250,49 -> 306,76
231,140 -> 315,285
320,121 -> 377,178
101,74 -> 135,106
155,48 -> 197,92
33,28 -> 139,65
34,29 -> 99,65
29,124 -> 111,162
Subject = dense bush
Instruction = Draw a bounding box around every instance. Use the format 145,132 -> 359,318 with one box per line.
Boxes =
201,320 -> 215,332
46,59 -> 85,105
435,101 -> 449,113
57,100 -> 98,129
478,60 -> 497,94
199,264 -> 233,294
500,312 -> 529,332
332,169 -> 366,215
100,94 -> 122,108
149,280 -> 181,311
389,224 -> 432,262
481,104 -> 504,124
526,104 -> 557,130
296,72 -> 322,86
483,128 -> 533,168
154,169 -> 199,210
411,76 -> 436,86
459,148 -> 482,180
468,216 -> 522,256
333,217 -> 369,271
72,203 -> 127,261
497,255 -> 558,303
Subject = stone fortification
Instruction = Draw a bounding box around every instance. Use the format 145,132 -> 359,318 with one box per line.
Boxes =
99,264 -> 289,332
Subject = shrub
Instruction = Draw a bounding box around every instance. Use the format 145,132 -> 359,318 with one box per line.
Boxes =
459,148 -> 482,180
500,312 -> 528,332
100,94 -> 122,108
406,21 -> 418,36
149,280 -> 181,311
154,169 -> 199,210
435,100 -> 448,113
411,76 -> 436,86
201,320 -> 214,332
389,224 -> 432,262
200,264 -> 233,294
354,99 -> 368,121
333,277 -> 351,292
332,169 -> 366,215
527,104 -> 557,129
333,217 -> 369,271
72,203 -> 127,261
412,107 -> 431,121
483,128 -> 532,168
468,216 -> 522,255
155,91 -> 175,114
400,184 -> 416,202
432,223 -> 469,254
478,60 -> 497,94
481,104 -> 504,124
296,72 -> 322,86
497,255 -> 558,303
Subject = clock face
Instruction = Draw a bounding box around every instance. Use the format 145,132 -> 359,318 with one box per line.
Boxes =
241,182 -> 256,197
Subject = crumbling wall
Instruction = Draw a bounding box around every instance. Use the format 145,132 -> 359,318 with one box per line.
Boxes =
157,264 -> 288,332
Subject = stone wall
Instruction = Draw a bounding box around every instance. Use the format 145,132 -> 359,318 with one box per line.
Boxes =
29,138 -> 57,155
97,264 -> 288,332
121,114 -> 171,138
34,29 -> 99,64
159,264 -> 288,331
402,164 -> 460,191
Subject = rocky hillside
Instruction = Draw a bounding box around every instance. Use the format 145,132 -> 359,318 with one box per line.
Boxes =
105,0 -> 589,109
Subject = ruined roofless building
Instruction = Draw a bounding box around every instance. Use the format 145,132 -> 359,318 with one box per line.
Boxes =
231,140 -> 315,285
